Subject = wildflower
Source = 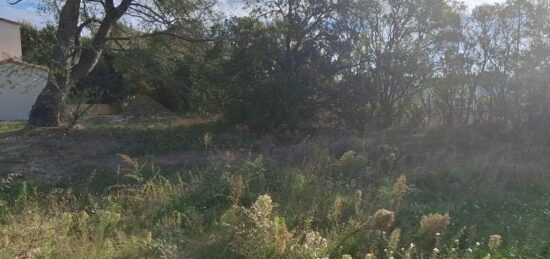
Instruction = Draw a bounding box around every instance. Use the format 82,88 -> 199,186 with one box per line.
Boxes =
419,213 -> 451,237
339,151 -> 357,164
371,209 -> 395,230
488,235 -> 502,250
391,175 -> 407,203
301,231 -> 329,257
79,210 -> 89,222
355,190 -> 363,202
328,196 -> 344,223
388,152 -> 397,162
388,228 -> 401,251
277,226 -> 290,257
467,248 -> 473,253
202,132 -> 213,149
433,248 -> 439,253
251,194 -> 274,219
410,243 -> 415,248
116,154 -> 137,167
365,253 -> 376,259
354,190 -> 363,213
230,194 -> 279,257
342,254 -> 353,259
230,175 -> 245,205
476,242 -> 481,246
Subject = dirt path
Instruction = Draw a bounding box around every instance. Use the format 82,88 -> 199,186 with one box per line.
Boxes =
0,127 -> 133,183
0,120 -> 248,185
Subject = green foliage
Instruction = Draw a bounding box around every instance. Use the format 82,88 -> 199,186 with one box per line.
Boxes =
19,23 -> 56,66
221,18 -> 312,130
18,0 -> 550,131
1,126 -> 548,258
0,122 -> 25,133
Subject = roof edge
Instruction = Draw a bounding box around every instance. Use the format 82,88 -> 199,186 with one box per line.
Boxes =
0,58 -> 49,72
0,17 -> 21,26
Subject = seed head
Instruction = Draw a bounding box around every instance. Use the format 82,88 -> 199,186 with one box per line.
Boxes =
371,209 -> 395,230
488,235 -> 502,250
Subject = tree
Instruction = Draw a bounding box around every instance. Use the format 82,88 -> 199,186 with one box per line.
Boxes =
10,0 -> 215,127
19,22 -> 56,66
222,0 -> 345,130
336,0 -> 462,130
24,0 -> 131,126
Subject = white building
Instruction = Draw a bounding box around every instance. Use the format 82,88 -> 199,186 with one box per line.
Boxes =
0,18 -> 48,121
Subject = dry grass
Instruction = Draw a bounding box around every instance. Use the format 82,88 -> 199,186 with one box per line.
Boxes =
0,119 -> 548,258
0,122 -> 25,134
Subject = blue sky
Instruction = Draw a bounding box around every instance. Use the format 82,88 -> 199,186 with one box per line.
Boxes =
1,0 -> 505,28
0,1 -> 48,26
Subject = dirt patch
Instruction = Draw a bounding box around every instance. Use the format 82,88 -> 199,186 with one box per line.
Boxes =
0,128 -> 133,183
121,96 -> 179,118
0,119 -> 242,185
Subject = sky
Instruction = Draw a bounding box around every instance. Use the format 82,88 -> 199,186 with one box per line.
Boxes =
0,1 -> 47,27
0,0 -> 505,28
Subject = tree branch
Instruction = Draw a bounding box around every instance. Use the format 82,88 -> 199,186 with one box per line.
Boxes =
107,31 -> 215,43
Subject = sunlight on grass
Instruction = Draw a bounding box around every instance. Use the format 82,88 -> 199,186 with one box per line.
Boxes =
0,125 -> 546,258
0,122 -> 25,133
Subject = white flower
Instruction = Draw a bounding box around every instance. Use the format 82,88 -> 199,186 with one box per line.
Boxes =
435,232 -> 441,236
467,248 -> 473,253
433,248 -> 440,253
476,242 -> 481,246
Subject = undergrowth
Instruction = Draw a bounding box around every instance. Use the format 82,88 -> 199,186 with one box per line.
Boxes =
0,122 -> 25,133
0,125 -> 548,258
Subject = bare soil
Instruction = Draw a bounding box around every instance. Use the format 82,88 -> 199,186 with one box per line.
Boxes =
0,118 -> 221,185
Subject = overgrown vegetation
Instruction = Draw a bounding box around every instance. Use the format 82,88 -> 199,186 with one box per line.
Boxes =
0,122 -> 25,133
16,0 -> 550,131
0,120 -> 548,258
1,0 -> 549,258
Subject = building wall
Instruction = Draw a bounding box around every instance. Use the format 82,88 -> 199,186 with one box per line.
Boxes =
0,20 -> 22,60
0,62 -> 47,121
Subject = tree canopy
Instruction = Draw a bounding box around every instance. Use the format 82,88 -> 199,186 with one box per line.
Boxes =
15,0 -> 550,131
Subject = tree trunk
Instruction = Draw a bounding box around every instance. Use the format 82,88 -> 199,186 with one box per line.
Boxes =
28,0 -> 133,127
28,76 -> 72,127
28,0 -> 80,127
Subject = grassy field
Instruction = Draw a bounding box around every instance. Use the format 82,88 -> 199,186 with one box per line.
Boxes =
0,119 -> 548,258
0,122 -> 25,133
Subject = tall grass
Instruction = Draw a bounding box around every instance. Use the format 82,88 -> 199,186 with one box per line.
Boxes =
0,122 -> 25,133
0,126 -> 548,258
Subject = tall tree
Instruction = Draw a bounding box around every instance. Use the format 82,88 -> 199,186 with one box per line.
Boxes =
222,0 -> 344,130
338,0 -> 461,129
9,0 -> 214,127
